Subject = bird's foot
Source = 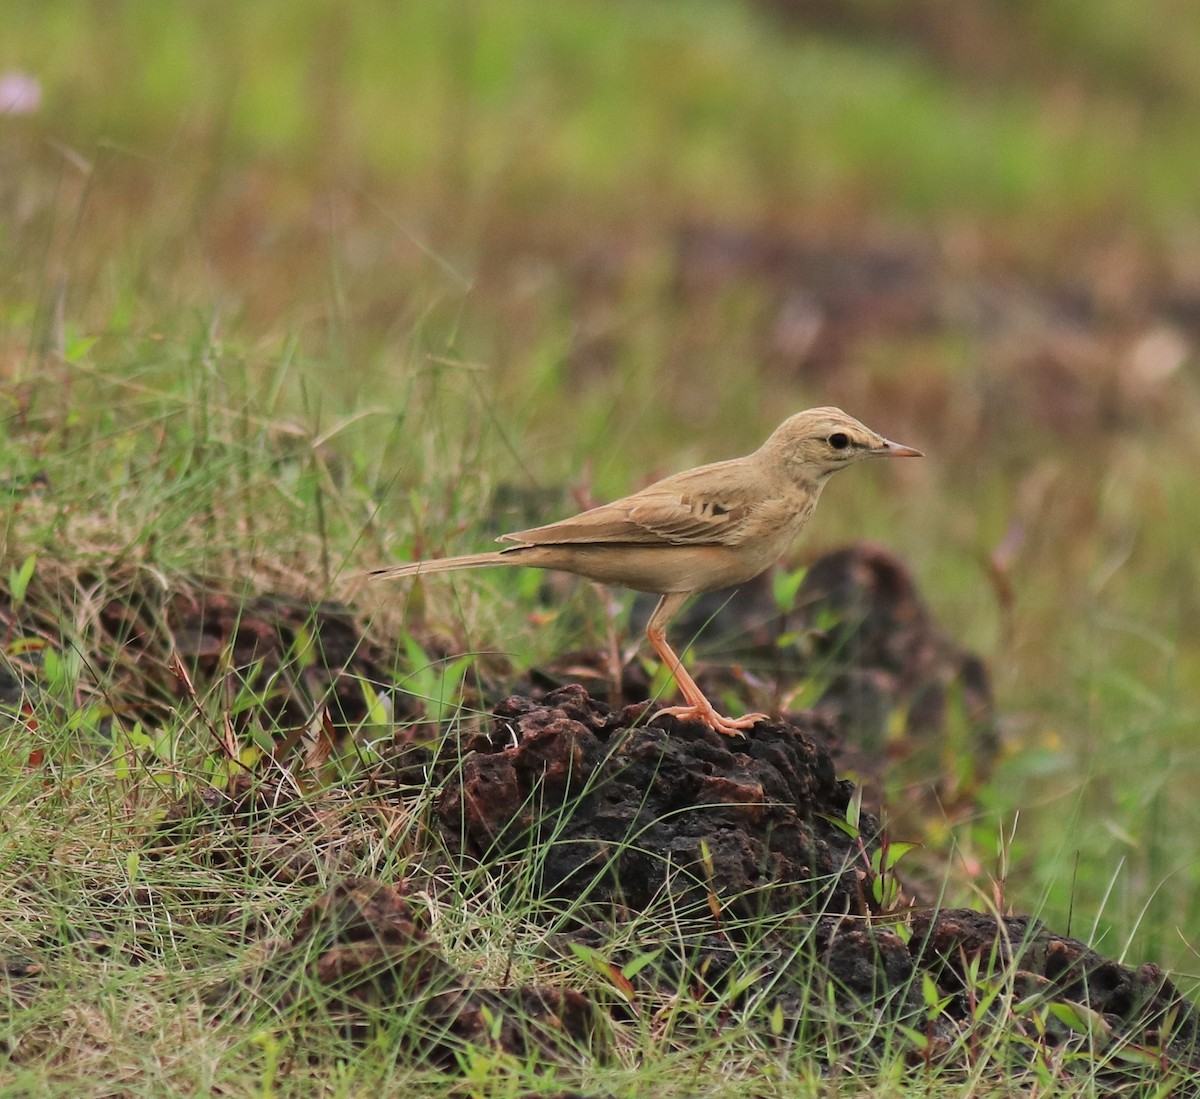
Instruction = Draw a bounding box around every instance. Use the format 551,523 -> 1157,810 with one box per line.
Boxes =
651,701 -> 769,738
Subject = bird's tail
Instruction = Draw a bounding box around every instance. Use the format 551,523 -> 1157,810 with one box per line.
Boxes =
371,550 -> 514,582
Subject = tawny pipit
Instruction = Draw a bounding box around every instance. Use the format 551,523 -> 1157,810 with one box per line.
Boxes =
374,407 -> 922,736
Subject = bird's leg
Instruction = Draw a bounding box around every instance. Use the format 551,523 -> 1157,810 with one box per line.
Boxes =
644,593 -> 768,737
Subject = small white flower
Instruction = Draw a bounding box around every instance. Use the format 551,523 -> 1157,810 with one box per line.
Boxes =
0,71 -> 42,116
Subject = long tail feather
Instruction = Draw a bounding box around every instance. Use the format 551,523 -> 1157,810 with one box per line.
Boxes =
371,550 -> 514,582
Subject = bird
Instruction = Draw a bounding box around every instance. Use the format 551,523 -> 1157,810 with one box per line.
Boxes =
373,407 -> 922,736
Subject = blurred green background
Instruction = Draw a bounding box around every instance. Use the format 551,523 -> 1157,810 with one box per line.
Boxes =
4,0 -> 1200,974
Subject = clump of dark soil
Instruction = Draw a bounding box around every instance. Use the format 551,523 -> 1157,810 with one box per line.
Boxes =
0,579 -> 401,733
437,685 -> 869,920
245,877 -> 599,1066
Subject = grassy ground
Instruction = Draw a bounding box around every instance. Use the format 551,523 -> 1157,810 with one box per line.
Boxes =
4,0 -> 1200,1093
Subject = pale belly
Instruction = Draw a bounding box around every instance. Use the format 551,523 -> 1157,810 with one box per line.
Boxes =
507,539 -> 787,595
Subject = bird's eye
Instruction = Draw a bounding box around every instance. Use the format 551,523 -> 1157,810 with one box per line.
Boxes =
827,432 -> 850,450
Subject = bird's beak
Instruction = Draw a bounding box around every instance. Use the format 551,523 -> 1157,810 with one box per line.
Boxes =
874,437 -> 923,458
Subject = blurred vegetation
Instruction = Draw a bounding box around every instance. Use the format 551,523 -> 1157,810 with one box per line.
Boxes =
3,0 -> 1200,1065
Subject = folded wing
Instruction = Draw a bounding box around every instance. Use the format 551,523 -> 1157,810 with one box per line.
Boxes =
499,460 -> 763,549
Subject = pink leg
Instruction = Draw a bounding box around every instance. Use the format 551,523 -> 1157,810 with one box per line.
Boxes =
644,593 -> 767,737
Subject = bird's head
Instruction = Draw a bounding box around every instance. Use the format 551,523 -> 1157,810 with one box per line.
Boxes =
761,406 -> 923,481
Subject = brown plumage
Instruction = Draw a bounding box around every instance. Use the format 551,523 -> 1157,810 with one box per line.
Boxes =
374,407 -> 922,735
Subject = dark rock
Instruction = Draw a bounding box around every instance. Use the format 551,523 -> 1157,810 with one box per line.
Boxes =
0,576 -> 421,746
437,684 -> 882,920
258,877 -> 599,1067
910,908 -> 1200,1066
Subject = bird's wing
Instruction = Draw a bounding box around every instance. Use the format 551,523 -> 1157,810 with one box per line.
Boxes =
500,459 -> 765,548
